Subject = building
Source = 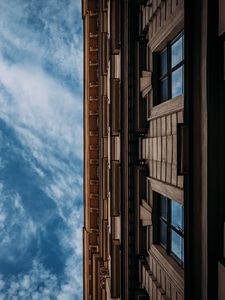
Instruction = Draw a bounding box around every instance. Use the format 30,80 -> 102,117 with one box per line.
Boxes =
83,0 -> 225,299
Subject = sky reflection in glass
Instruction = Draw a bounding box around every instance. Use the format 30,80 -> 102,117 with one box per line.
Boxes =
171,200 -> 183,231
171,230 -> 184,262
171,34 -> 183,68
172,66 -> 183,98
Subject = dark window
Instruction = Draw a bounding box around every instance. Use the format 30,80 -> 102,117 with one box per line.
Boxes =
157,31 -> 184,104
158,194 -> 184,265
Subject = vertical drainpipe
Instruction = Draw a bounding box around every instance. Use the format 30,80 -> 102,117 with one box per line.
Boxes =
121,0 -> 129,299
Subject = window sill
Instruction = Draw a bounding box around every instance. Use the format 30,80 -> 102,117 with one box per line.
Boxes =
150,95 -> 184,120
149,244 -> 184,292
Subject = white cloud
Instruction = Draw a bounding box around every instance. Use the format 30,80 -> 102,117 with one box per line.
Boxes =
0,58 -> 84,298
0,0 -> 83,299
0,260 -> 59,300
0,186 -> 39,258
0,59 -> 83,160
0,0 -> 83,83
0,258 -> 83,300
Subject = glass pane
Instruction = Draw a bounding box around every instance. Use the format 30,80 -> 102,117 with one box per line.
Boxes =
160,76 -> 168,102
171,33 -> 183,68
171,200 -> 183,231
160,48 -> 167,75
172,66 -> 183,98
171,230 -> 184,262
160,195 -> 167,220
160,220 -> 167,248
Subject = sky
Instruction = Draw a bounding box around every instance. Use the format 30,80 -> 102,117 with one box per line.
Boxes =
0,1 -> 83,299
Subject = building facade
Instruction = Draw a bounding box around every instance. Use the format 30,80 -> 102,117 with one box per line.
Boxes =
83,0 -> 225,299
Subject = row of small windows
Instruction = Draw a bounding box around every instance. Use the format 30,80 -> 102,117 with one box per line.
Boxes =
155,32 -> 184,266
139,33 -> 185,266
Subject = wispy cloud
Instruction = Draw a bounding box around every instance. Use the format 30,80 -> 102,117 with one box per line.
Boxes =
0,0 -> 83,299
0,260 -> 61,300
0,0 -> 83,85
0,58 -> 83,159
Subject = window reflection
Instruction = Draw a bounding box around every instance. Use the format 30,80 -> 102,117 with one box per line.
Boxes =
157,194 -> 184,265
171,33 -> 183,68
171,200 -> 183,231
160,48 -> 167,75
160,220 -> 167,248
172,66 -> 183,98
160,195 -> 167,220
171,230 -> 184,262
160,77 -> 168,103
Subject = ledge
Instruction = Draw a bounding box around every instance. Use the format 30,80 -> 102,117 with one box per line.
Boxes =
148,2 -> 184,52
149,244 -> 184,294
150,95 -> 184,120
149,177 -> 183,204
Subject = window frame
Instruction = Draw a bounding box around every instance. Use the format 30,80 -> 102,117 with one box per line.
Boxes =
155,193 -> 184,267
153,31 -> 184,106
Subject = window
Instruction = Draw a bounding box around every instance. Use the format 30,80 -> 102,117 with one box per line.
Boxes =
157,31 -> 184,104
157,194 -> 184,265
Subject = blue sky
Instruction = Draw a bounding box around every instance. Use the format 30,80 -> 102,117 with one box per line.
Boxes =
0,1 -> 83,299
